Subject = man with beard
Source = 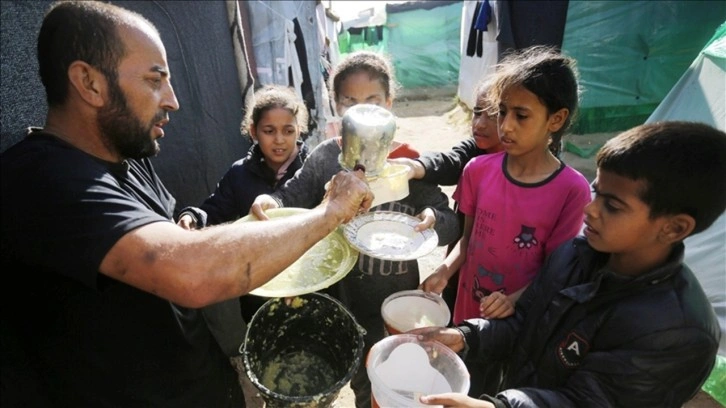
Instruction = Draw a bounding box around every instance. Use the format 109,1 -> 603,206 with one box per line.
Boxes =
0,2 -> 372,407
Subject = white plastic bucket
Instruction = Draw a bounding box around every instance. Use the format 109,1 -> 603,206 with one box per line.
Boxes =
366,334 -> 470,408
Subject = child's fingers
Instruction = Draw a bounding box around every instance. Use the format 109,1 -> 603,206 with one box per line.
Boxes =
481,302 -> 514,319
480,293 -> 514,319
414,209 -> 435,232
421,274 -> 445,294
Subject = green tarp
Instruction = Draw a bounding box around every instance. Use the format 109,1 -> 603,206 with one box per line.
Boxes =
563,1 -> 725,133
338,1 -> 462,89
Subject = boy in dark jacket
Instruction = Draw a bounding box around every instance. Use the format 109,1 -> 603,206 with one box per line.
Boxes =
412,121 -> 725,408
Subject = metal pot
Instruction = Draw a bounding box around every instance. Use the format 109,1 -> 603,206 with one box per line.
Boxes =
339,104 -> 396,177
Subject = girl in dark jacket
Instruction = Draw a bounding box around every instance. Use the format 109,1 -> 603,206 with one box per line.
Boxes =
177,85 -> 311,353
179,85 -> 311,228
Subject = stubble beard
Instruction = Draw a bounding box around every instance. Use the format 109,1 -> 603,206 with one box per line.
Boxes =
97,79 -> 163,160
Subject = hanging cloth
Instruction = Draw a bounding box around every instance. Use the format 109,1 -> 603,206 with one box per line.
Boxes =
466,0 -> 492,57
466,1 -> 482,57
283,19 -> 304,100
474,0 -> 492,31
291,18 -> 316,135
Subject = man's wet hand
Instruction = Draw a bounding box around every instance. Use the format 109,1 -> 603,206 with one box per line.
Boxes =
323,170 -> 373,223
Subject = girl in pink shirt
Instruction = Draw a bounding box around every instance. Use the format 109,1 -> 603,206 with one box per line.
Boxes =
422,46 -> 592,324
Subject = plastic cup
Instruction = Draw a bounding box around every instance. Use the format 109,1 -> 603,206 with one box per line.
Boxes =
381,290 -> 451,335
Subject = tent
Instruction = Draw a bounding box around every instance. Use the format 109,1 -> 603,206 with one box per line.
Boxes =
339,1 -> 462,90
339,0 -> 724,135
456,1 -> 726,136
646,22 -> 726,405
0,1 -> 337,212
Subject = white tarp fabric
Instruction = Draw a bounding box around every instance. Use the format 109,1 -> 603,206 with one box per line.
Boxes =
340,4 -> 387,31
457,0 -> 499,108
244,1 -> 327,145
646,23 -> 726,355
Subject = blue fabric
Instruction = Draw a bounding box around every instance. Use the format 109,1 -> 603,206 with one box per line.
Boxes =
474,0 -> 491,31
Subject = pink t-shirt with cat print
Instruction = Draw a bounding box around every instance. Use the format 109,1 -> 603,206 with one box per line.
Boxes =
452,152 -> 591,324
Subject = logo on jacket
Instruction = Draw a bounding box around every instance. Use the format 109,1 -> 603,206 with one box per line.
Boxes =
557,332 -> 590,368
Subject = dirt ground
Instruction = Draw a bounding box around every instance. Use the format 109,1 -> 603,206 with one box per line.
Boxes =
238,97 -> 722,408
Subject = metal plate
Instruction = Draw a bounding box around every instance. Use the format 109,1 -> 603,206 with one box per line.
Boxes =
236,208 -> 358,297
343,211 -> 438,261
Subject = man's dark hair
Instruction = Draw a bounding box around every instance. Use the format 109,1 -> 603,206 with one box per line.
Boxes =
37,1 -> 151,106
597,121 -> 726,235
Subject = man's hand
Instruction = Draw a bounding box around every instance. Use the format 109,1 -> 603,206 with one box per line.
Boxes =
321,169 -> 373,223
249,194 -> 280,221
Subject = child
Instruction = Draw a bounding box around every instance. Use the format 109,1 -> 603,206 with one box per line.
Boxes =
391,78 -> 504,185
325,50 -> 419,158
413,121 -> 726,408
250,51 -> 461,408
422,46 -> 591,324
179,84 -> 310,228
177,85 -> 310,354
391,78 -> 504,316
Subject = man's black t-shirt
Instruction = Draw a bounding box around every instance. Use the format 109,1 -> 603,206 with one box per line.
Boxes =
1,131 -> 243,407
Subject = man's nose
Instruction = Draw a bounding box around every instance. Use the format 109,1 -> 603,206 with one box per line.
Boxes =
162,83 -> 179,112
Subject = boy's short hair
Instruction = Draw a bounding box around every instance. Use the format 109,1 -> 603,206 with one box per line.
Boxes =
596,121 -> 726,235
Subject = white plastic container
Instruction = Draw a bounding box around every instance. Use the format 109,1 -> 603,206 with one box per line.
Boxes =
366,334 -> 470,408
381,290 -> 450,335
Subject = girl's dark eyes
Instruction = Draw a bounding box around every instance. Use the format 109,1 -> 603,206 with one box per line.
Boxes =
261,128 -> 296,135
498,108 -> 527,120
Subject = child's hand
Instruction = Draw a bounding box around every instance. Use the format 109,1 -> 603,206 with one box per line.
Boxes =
325,117 -> 341,139
249,194 -> 280,221
479,291 -> 514,319
407,326 -> 466,353
387,157 -> 424,180
177,214 -> 196,230
419,266 -> 449,294
419,392 -> 494,407
414,208 -> 436,231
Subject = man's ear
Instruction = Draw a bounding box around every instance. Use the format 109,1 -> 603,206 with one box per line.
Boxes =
547,107 -> 569,134
67,61 -> 106,108
660,214 -> 696,244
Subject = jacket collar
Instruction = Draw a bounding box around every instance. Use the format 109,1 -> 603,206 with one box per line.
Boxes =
245,140 -> 308,180
562,237 -> 685,303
